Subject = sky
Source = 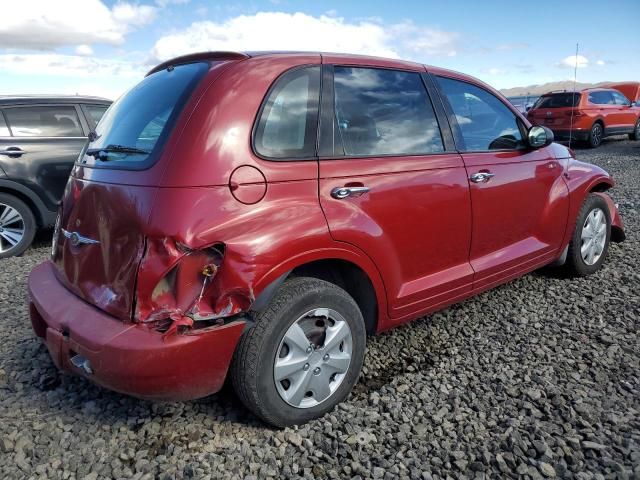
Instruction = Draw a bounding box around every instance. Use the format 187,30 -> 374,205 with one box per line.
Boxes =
1,0 -> 639,100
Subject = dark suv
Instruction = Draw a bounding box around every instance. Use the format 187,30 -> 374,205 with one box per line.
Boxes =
0,95 -> 111,257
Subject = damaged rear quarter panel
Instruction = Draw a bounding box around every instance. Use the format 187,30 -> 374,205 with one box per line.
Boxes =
141,181 -> 335,324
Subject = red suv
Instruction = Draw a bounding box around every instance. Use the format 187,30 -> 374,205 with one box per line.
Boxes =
28,52 -> 625,426
527,88 -> 640,147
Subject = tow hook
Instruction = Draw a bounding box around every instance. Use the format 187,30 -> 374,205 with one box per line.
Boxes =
70,354 -> 93,375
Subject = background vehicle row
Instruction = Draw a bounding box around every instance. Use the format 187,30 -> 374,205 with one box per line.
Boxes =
0,96 -> 110,257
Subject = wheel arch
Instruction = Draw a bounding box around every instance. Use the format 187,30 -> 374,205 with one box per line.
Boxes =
252,251 -> 386,335
0,179 -> 55,228
588,179 -> 613,193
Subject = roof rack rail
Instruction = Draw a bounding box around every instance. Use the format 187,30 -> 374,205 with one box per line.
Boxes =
146,51 -> 250,76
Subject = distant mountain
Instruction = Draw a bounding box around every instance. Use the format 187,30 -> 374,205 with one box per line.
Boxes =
500,81 -> 612,97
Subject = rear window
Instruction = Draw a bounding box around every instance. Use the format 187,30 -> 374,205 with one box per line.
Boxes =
533,93 -> 581,109
85,105 -> 109,126
81,61 -> 209,169
253,66 -> 320,159
3,105 -> 83,137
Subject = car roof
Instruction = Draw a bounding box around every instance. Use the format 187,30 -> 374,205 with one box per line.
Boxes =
0,95 -> 112,106
148,50 -> 488,86
147,50 -> 428,75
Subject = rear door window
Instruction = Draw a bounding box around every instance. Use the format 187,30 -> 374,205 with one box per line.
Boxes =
588,91 -> 615,105
254,66 -> 320,159
84,61 -> 209,168
436,76 -> 525,151
0,112 -> 10,136
4,106 -> 83,137
333,67 -> 444,156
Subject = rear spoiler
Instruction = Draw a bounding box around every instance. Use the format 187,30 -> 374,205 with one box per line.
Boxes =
146,51 -> 250,76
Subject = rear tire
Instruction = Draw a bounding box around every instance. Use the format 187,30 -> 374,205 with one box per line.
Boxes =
230,277 -> 366,427
0,193 -> 36,259
629,119 -> 640,141
564,194 -> 611,277
588,122 -> 604,148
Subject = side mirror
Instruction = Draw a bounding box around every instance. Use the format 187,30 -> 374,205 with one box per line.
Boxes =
528,125 -> 554,148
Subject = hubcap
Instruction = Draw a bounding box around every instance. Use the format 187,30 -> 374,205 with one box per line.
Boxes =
0,203 -> 25,253
274,308 -> 352,409
580,208 -> 607,265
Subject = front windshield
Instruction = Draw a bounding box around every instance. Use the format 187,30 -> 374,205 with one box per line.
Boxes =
81,61 -> 209,168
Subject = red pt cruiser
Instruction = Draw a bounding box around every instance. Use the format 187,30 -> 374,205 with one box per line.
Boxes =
28,51 -> 625,426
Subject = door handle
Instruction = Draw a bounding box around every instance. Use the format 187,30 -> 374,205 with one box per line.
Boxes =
331,186 -> 370,199
469,172 -> 495,183
0,147 -> 26,156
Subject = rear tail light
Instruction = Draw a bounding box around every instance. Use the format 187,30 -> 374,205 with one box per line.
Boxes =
564,110 -> 584,117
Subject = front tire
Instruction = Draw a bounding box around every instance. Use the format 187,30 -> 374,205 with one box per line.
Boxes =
0,193 -> 36,259
629,119 -> 640,141
565,194 -> 611,276
230,277 -> 366,427
588,122 -> 604,148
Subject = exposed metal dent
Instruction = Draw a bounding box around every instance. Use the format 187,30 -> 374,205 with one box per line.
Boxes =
137,237 -> 256,338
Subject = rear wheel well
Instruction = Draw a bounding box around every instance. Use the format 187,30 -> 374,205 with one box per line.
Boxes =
0,187 -> 43,227
289,259 -> 378,335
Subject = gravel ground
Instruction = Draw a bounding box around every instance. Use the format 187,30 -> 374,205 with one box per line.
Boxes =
0,138 -> 638,480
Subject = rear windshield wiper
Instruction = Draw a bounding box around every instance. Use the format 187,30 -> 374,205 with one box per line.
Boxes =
86,144 -> 150,161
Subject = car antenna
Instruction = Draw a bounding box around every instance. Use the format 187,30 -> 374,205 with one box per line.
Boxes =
568,43 -> 579,149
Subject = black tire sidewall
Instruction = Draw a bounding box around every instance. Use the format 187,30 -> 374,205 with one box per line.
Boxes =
244,279 -> 366,426
0,193 -> 36,258
568,194 -> 611,276
631,119 -> 640,141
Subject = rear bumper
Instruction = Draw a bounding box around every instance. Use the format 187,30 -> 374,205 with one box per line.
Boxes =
28,261 -> 245,401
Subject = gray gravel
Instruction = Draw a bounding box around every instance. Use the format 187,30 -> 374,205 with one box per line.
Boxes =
1,138 -> 639,479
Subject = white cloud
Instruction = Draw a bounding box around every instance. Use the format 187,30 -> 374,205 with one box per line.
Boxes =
0,53 -> 146,99
150,12 -> 459,62
0,0 -> 157,50
155,0 -> 189,6
486,67 -> 505,76
75,45 -> 94,56
0,53 -> 144,79
112,2 -> 157,25
393,21 -> 460,57
557,54 -> 589,69
596,60 -> 606,66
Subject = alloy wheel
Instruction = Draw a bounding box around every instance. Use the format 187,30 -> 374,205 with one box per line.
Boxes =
592,124 -> 602,146
580,208 -> 607,265
274,308 -> 352,408
0,202 -> 25,253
